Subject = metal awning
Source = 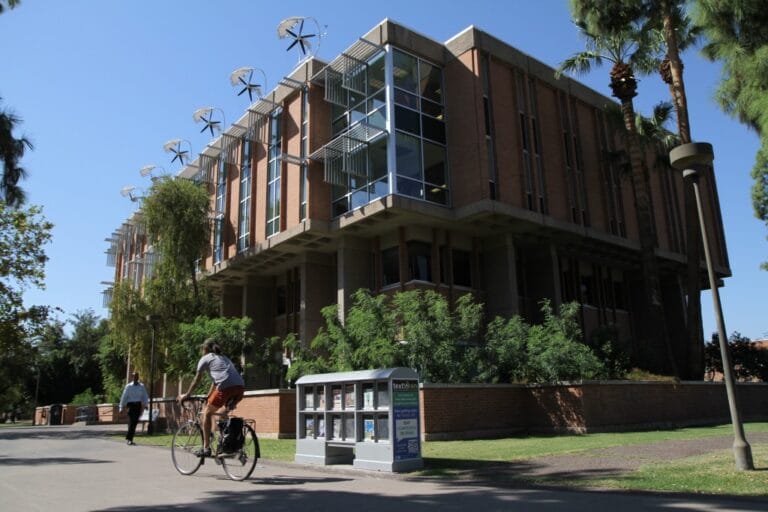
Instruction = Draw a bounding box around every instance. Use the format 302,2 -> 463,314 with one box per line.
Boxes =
308,122 -> 386,185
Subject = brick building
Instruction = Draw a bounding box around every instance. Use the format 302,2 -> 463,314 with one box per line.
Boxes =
105,20 -> 729,385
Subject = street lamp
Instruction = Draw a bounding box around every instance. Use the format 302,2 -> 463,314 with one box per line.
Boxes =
669,142 -> 754,470
146,314 -> 162,435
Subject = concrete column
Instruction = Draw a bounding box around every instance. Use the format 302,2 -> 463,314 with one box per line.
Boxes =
336,236 -> 372,323
220,285 -> 244,317
301,252 -> 335,347
482,233 -> 520,319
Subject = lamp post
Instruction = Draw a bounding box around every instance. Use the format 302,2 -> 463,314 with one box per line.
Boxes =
146,314 -> 162,435
669,142 -> 754,470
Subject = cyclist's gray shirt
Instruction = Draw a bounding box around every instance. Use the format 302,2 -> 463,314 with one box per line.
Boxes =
197,353 -> 245,390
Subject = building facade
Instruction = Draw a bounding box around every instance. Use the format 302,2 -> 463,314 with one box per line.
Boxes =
105,20 -> 730,383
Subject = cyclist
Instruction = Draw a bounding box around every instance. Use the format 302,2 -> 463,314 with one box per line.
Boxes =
178,338 -> 245,457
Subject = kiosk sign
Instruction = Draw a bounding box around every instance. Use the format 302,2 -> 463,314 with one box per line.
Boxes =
392,379 -> 420,461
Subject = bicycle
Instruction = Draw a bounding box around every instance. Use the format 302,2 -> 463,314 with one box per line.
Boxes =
172,396 -> 260,481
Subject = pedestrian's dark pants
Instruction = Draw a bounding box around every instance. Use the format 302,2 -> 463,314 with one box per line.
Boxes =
126,402 -> 142,441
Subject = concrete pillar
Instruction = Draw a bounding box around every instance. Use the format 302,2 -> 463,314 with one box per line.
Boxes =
482,233 -> 520,319
336,236 -> 372,323
220,285 -> 244,317
301,251 -> 335,348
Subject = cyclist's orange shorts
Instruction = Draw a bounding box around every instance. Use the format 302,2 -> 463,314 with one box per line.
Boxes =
208,385 -> 244,409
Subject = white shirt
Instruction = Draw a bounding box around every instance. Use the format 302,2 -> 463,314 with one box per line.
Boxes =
118,382 -> 149,412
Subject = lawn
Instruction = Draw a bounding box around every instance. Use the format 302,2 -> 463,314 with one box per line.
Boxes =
118,422 -> 768,496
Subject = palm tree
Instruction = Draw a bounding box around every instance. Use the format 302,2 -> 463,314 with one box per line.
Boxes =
0,99 -> 32,207
558,13 -> 678,375
0,0 -> 21,14
649,0 -> 706,380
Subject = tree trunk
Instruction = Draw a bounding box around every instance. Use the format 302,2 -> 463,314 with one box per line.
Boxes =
620,99 -> 679,376
662,2 -> 704,379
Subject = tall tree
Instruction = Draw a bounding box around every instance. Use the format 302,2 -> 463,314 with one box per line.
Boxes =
0,99 -> 32,207
558,4 -> 678,375
694,0 -> 768,270
141,176 -> 212,312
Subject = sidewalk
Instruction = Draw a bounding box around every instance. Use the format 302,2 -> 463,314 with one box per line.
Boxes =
1,424 -> 766,511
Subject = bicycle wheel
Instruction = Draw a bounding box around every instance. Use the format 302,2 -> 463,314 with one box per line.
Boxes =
221,424 -> 259,481
171,421 -> 204,475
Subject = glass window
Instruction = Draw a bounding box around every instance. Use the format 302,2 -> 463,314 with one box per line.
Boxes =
419,61 -> 442,103
394,89 -> 420,109
421,115 -> 445,144
276,285 -> 287,316
452,249 -> 471,287
407,241 -> 432,282
396,132 -> 422,180
423,141 -> 446,186
367,52 -> 386,94
393,50 -> 418,93
425,185 -> 447,204
369,138 -> 387,180
421,98 -> 443,119
238,139 -> 252,252
381,247 -> 400,286
395,106 -> 420,136
397,177 -> 423,199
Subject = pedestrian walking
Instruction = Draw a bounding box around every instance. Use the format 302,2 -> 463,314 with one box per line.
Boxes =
119,372 -> 149,445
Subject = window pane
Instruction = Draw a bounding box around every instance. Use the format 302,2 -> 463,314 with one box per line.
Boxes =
422,115 -> 446,144
393,50 -> 418,93
423,141 -> 446,186
425,185 -> 447,204
368,90 -> 386,112
367,52 -> 386,94
407,241 -> 432,282
395,106 -> 420,136
370,176 -> 388,200
369,138 -> 387,179
396,132 -> 422,180
332,197 -> 349,217
452,249 -> 471,287
381,247 -> 399,286
394,89 -> 419,109
397,177 -> 423,199
421,99 -> 443,119
351,188 -> 369,209
332,115 -> 348,136
419,61 -> 442,103
367,108 -> 386,130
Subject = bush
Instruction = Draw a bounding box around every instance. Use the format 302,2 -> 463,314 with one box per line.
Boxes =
71,388 -> 100,405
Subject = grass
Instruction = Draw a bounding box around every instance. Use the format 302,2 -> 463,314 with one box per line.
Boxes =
421,422 -> 768,463
111,422 -> 768,496
533,444 -> 768,496
0,420 -> 32,428
116,431 -> 297,462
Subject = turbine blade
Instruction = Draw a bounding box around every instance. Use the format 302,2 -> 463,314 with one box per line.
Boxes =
287,39 -> 298,51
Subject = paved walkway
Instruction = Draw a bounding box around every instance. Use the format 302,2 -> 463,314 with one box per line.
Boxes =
0,424 -> 765,511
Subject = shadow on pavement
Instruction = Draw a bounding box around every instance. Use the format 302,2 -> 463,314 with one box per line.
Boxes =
0,455 -> 113,466
0,426 -> 124,441
94,485 -> 768,512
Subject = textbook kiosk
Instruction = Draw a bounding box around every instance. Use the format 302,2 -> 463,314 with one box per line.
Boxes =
294,367 -> 422,472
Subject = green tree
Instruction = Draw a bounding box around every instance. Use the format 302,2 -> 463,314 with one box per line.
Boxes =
526,301 -> 606,383
559,3 -> 678,376
704,331 -> 768,381
694,0 -> 768,269
287,289 -> 485,384
141,177 -> 212,311
175,316 -> 261,386
98,332 -> 127,403
0,202 -> 52,409
0,99 -> 32,207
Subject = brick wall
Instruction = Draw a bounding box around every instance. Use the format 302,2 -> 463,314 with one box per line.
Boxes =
33,382 -> 767,441
420,381 -> 768,440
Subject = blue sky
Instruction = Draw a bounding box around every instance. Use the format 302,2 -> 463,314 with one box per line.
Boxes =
2,0 -> 766,340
